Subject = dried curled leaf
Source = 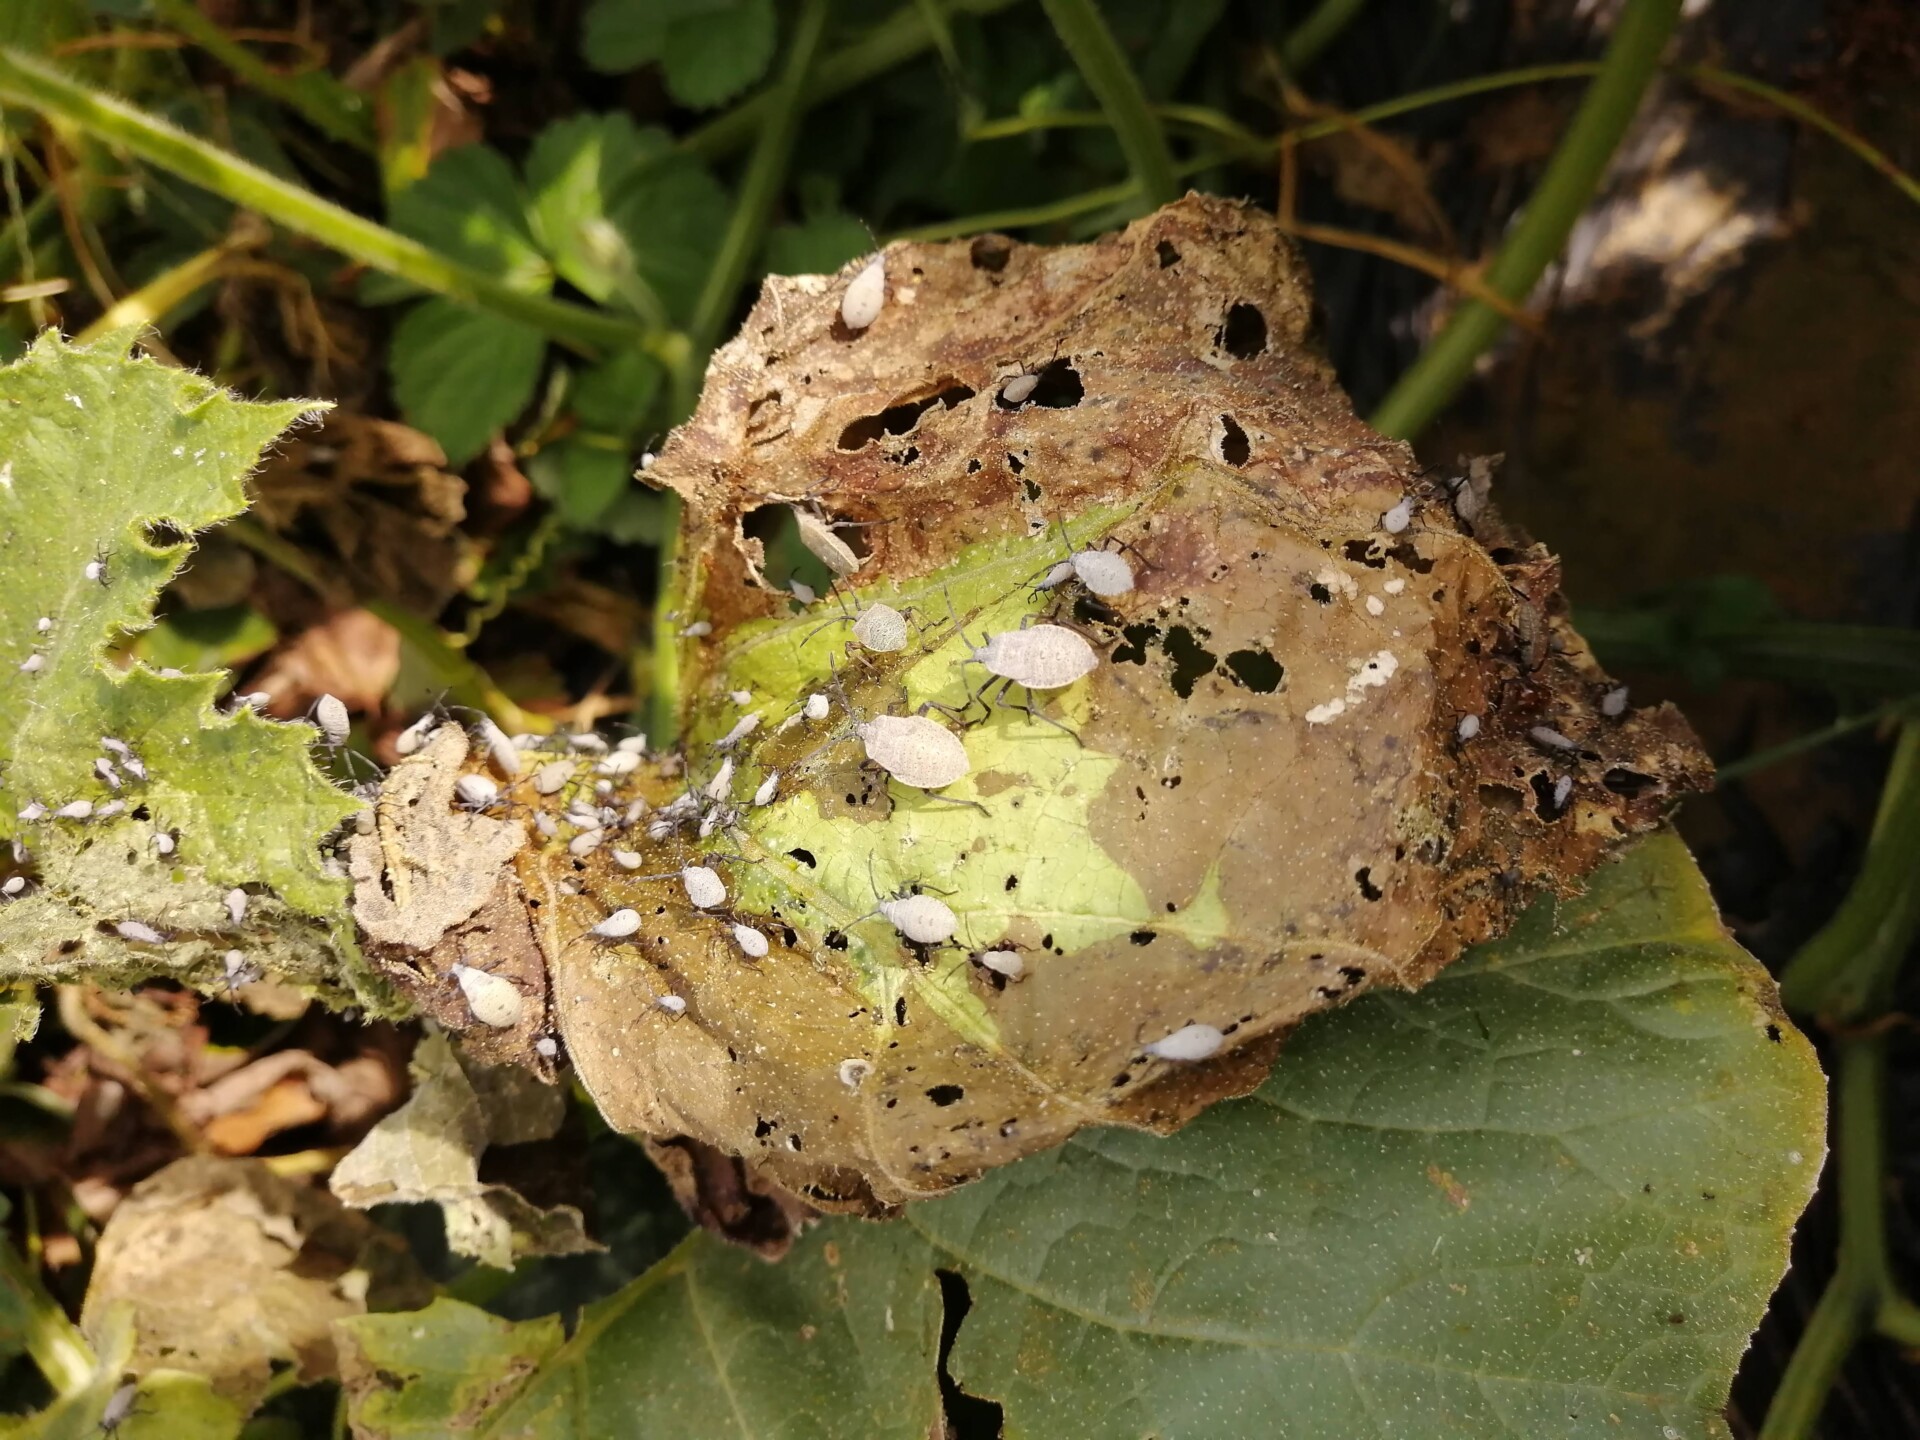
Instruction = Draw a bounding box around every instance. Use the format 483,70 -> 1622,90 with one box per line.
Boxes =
429,198 -> 1707,1214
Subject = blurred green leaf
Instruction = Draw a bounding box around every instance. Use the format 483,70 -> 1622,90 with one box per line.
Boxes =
570,346 -> 663,438
389,301 -> 547,468
764,209 -> 871,276
527,437 -> 636,530
583,0 -> 778,108
336,1299 -> 565,1440
387,144 -> 550,289
130,605 -> 276,674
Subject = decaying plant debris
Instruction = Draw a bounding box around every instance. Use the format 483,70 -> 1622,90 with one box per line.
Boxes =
356,196 -> 1709,1218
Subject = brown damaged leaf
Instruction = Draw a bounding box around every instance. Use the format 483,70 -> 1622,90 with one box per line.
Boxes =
425,197 -> 1706,1217
348,725 -> 552,1073
79,1155 -> 428,1409
329,1030 -> 594,1270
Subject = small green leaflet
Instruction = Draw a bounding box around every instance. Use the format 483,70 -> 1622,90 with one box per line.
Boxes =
582,0 -> 778,108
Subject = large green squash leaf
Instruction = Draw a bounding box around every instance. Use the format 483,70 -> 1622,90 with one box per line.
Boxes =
339,832 -> 1824,1439
0,332 -> 368,1002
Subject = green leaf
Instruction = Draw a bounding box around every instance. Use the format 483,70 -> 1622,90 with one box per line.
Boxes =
338,1227 -> 945,1438
0,332 -> 366,1000
570,346 -> 662,438
764,211 -> 873,277
348,833 -> 1823,1438
657,0 -> 777,109
600,152 -> 731,326
336,1299 -> 566,1440
583,0 -> 778,108
129,604 -> 277,674
387,144 -> 550,291
526,437 -> 636,531
389,301 -> 547,468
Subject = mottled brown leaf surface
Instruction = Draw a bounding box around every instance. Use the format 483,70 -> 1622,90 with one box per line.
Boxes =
382,198 -> 1709,1217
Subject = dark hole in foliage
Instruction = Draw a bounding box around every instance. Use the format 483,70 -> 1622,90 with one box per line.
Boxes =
1156,239 -> 1180,267
824,930 -> 848,950
1766,1023 -> 1782,1043
1163,626 -> 1217,698
1340,965 -> 1367,986
1160,775 -> 1181,789
1385,541 -> 1434,574
1309,582 -> 1332,604
787,1134 -> 803,1151
1071,594 -> 1121,628
1005,874 -> 1019,891
1112,621 -> 1160,665
1355,867 -> 1383,901
895,996 -> 909,1025
1129,930 -> 1156,946
1530,772 -> 1564,817
1006,452 -> 1024,473
1111,1072 -> 1132,1088
781,925 -> 798,947
1344,539 -> 1387,569
935,1270 -> 1005,1437
753,1117 -> 776,1138
1041,933 -> 1053,950
1021,477 -> 1042,502
927,1084 -> 964,1107
143,521 -> 188,548
837,383 -> 974,450
1027,358 -> 1083,408
969,235 -> 1011,271
1223,648 -> 1283,692
743,502 -> 870,573
967,458 -> 981,473
1219,302 -> 1267,359
1217,414 -> 1250,466
788,847 -> 816,867
1604,767 -> 1657,797
897,445 -> 920,465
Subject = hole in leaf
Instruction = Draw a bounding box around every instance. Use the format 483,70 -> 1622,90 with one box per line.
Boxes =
787,848 -> 816,867
926,1084 -> 964,1107
1156,240 -> 1180,267
969,236 -> 1010,272
1219,302 -> 1267,359
1026,359 -> 1083,408
1223,648 -> 1283,692
143,521 -> 188,548
1355,867 -> 1383,901
1162,626 -> 1217,698
1216,414 -> 1250,466
836,382 -> 974,450
935,1270 -> 1005,1438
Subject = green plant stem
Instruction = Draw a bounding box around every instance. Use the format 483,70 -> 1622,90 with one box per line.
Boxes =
0,1236 -> 94,1395
686,0 -> 831,372
1760,1034 -> 1889,1439
1039,0 -> 1179,206
1368,0 -> 1682,440
1714,697 -> 1919,784
147,0 -> 373,151
1279,0 -> 1371,73
1779,721 -> 1920,1019
681,0 -> 1025,162
0,45 -> 646,358
73,234 -> 231,343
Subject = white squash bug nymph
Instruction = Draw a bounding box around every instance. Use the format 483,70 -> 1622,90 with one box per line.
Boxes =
970,624 -> 1099,691
224,888 -> 248,927
1381,498 -> 1413,534
84,547 -> 110,586
478,718 -> 521,777
589,908 -> 643,941
1070,549 -> 1134,597
876,891 -> 957,946
221,949 -> 261,998
999,371 -> 1039,405
532,759 -> 574,795
855,715 -> 970,790
840,255 -> 886,331
115,919 -> 165,945
17,802 -> 47,822
804,692 -> 831,722
790,505 -> 864,577
1145,1022 -> 1224,1061
18,653 -> 44,675
99,1380 -> 142,1434
534,1035 -> 559,1058
53,801 -> 93,821
151,832 -> 175,856
454,774 -> 500,809
394,714 -> 437,756
2,876 -> 26,898
450,963 -> 523,1029
94,758 -> 121,790
714,713 -> 760,752
851,602 -> 910,653
1456,714 -> 1482,741
656,994 -> 687,1016
976,949 -> 1025,980
35,616 -> 52,633
312,693 -> 351,747
567,733 -> 608,755
681,866 -> 726,910
1601,685 -> 1630,718
730,923 -> 769,959
612,849 -> 643,870
752,771 -> 779,807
